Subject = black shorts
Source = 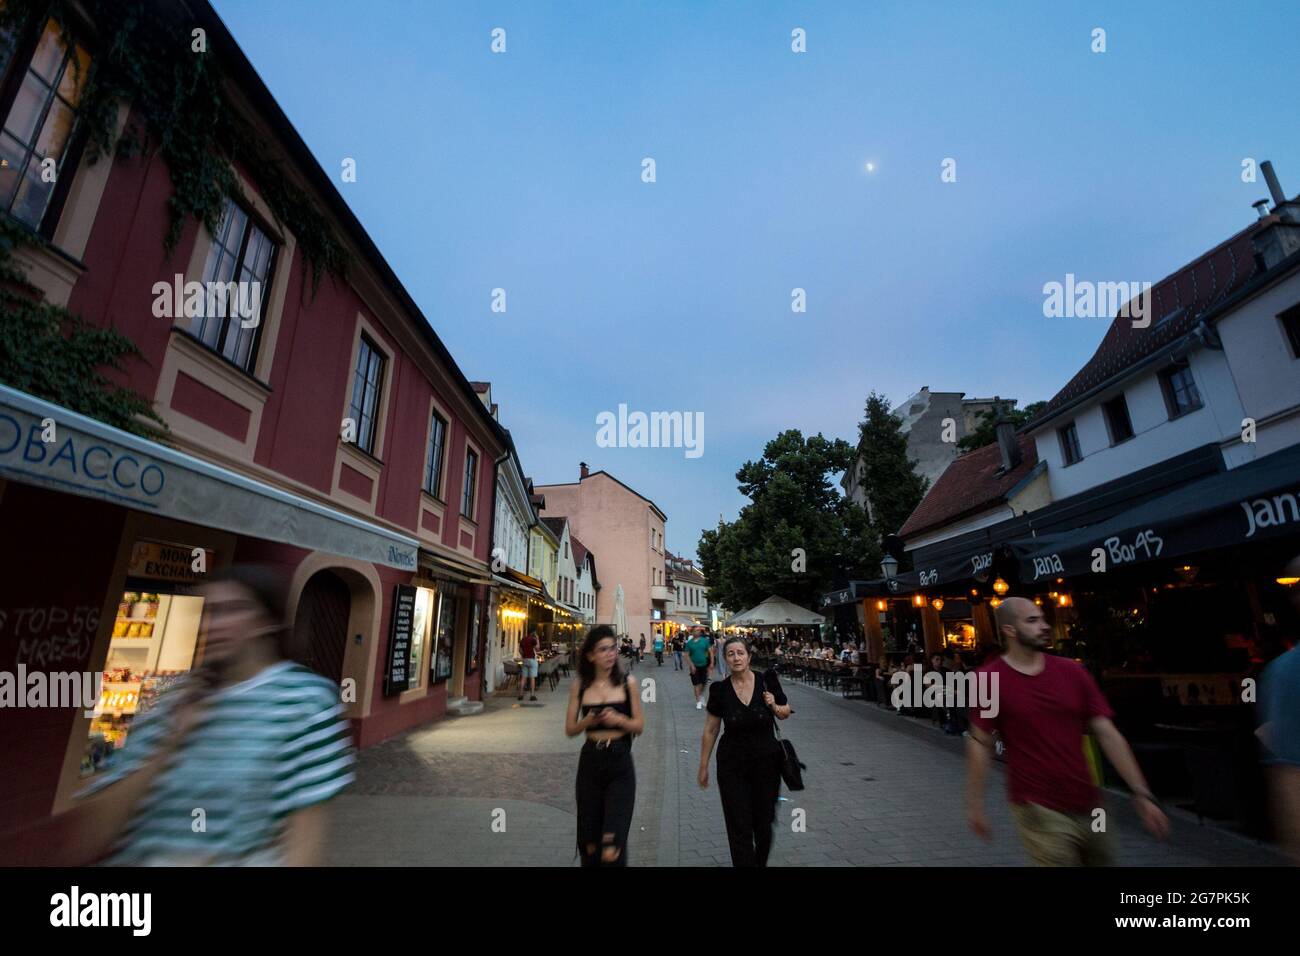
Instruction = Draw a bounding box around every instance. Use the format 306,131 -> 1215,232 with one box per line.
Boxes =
690,666 -> 710,686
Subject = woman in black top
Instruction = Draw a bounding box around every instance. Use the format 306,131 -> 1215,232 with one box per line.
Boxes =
698,635 -> 793,866
565,624 -> 643,865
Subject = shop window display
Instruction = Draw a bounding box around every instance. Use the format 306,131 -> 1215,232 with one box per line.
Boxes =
82,587 -> 204,777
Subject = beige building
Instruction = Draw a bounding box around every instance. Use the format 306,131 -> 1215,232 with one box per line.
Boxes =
535,464 -> 668,642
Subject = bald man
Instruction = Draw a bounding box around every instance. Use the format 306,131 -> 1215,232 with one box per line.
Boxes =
1259,554 -> 1300,862
965,596 -> 1168,865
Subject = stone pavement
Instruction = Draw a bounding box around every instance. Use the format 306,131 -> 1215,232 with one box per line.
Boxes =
322,655 -> 1285,866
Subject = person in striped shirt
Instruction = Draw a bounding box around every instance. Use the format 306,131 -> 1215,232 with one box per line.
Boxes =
70,565 -> 355,866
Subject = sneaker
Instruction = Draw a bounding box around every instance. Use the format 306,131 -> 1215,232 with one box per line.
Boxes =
529,695 -> 538,702
696,700 -> 703,710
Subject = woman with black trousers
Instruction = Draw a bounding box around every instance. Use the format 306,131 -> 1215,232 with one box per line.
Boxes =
566,624 -> 643,866
698,635 -> 793,866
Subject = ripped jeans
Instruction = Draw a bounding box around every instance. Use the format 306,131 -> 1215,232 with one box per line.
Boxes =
575,737 -> 636,866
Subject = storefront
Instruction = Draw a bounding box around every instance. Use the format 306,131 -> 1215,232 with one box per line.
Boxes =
0,385 -> 420,851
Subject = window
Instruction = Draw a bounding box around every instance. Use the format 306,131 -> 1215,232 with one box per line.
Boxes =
190,196 -> 277,372
1280,302 -> 1300,358
0,17 -> 91,233
1159,362 -> 1202,419
461,449 -> 478,518
1103,395 -> 1134,445
347,336 -> 385,454
1058,422 -> 1082,466
423,413 -> 447,496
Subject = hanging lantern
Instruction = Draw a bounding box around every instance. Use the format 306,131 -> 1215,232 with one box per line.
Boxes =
930,598 -> 944,611
1056,593 -> 1072,608
992,578 -> 1010,596
912,594 -> 926,608
875,599 -> 887,612
989,597 -> 1002,608
1033,597 -> 1043,606
1278,576 -> 1300,586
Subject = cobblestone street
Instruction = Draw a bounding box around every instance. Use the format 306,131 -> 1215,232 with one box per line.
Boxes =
323,660 -> 1285,867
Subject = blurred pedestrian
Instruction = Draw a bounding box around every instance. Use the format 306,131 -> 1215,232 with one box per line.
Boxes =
966,597 -> 1168,865
68,565 -> 354,865
1259,554 -> 1300,863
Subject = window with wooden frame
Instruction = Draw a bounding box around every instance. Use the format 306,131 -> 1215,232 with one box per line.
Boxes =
347,335 -> 385,455
189,196 -> 278,373
1058,421 -> 1083,466
423,411 -> 447,498
1159,361 -> 1202,419
0,15 -> 93,237
461,448 -> 478,518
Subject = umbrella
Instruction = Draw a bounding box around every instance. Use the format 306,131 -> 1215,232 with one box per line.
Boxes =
724,595 -> 825,627
613,584 -> 627,638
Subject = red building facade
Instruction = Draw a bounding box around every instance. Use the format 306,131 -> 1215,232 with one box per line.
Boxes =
0,3 -> 504,852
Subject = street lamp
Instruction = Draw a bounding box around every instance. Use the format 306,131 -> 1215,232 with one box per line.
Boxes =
881,554 -> 899,580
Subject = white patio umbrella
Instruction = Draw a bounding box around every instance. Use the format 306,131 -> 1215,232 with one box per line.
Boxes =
613,584 -> 628,638
725,595 -> 825,627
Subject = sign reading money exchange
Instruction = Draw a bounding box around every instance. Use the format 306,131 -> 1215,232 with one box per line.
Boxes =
0,385 -> 419,571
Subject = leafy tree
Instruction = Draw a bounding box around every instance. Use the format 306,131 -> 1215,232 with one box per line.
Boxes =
855,392 -> 928,539
698,430 -> 869,613
957,399 -> 1047,451
0,222 -> 166,438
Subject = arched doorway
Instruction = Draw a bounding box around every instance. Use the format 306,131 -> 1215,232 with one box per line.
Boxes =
294,569 -> 351,684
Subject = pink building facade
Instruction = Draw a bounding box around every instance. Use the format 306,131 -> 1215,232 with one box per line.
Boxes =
534,465 -> 668,642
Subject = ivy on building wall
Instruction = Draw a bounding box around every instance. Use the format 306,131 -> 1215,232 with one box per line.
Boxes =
0,0 -> 351,436
1,219 -> 168,437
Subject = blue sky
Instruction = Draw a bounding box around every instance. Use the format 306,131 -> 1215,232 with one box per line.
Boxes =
213,0 -> 1300,559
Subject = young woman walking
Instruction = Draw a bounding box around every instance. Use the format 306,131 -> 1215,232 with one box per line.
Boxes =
566,624 -> 644,865
698,635 -> 793,866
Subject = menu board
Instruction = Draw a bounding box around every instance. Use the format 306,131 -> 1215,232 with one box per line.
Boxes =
384,585 -> 417,695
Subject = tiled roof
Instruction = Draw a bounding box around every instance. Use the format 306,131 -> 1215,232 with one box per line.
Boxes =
1033,221 -> 1264,424
571,535 -> 590,568
898,435 -> 1039,539
541,516 -> 567,538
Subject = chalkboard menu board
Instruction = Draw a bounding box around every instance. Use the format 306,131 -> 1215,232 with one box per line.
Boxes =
385,585 -> 417,695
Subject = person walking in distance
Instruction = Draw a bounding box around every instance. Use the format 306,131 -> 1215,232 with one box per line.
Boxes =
566,625 -> 643,866
698,636 -> 792,867
714,630 -> 728,679
519,629 -> 540,702
638,633 -> 647,662
672,632 -> 684,671
685,628 -> 713,710
653,631 -> 665,666
965,597 -> 1169,865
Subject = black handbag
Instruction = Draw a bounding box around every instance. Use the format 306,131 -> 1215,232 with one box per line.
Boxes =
764,670 -> 805,790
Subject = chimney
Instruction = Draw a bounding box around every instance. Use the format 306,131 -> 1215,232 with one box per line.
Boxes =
1252,161 -> 1300,269
579,462 -> 589,479
996,420 -> 1020,473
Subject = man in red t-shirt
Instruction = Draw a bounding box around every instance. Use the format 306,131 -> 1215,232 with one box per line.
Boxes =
965,597 -> 1168,865
518,630 -> 540,702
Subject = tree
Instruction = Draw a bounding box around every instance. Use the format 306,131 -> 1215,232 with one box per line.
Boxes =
1,221 -> 165,438
957,400 -> 1047,452
698,430 -> 872,613
855,392 -> 928,540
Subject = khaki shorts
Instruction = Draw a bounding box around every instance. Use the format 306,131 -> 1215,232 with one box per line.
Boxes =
1010,802 -> 1114,867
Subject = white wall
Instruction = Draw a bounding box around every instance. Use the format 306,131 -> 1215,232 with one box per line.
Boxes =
1215,271 -> 1300,459
1032,345 -> 1244,501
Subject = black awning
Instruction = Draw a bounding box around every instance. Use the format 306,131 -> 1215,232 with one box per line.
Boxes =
1014,443 -> 1300,584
